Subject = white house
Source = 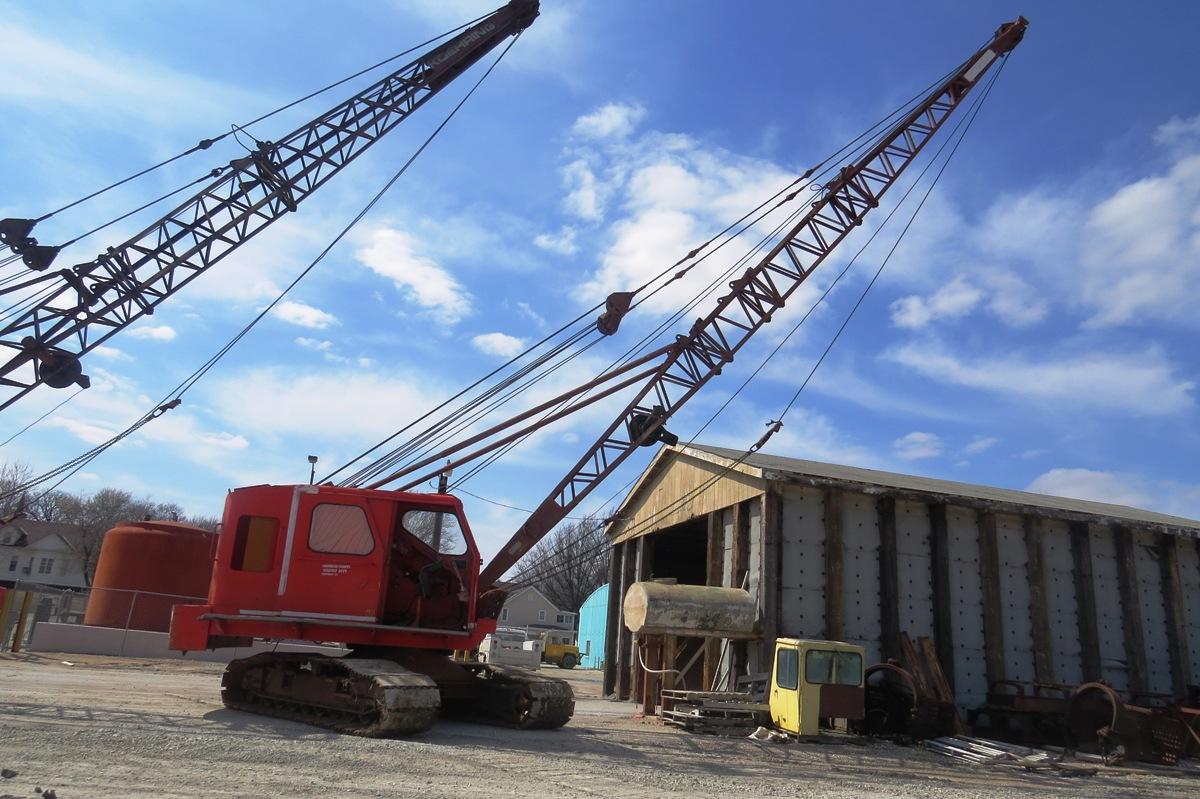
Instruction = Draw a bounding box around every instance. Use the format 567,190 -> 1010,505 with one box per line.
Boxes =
0,520 -> 89,591
498,586 -> 576,636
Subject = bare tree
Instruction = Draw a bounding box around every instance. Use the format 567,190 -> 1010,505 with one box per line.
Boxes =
512,514 -> 609,616
0,461 -> 34,520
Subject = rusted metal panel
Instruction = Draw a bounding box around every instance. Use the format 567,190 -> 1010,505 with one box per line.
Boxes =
779,485 -> 825,638
1131,528 -> 1171,697
1159,533 -> 1192,696
977,511 -> 1007,687
842,491 -> 881,666
878,496 -> 901,661
929,502 -> 955,689
823,489 -> 845,642
610,452 -> 765,545
995,513 -> 1035,684
1069,521 -> 1102,682
896,499 -> 935,641
1178,537 -> 1200,685
948,506 -> 986,710
1112,525 -> 1149,695
1023,517 -> 1055,685
1043,520 -> 1082,685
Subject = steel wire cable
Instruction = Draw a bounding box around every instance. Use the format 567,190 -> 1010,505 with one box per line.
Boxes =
0,34 -> 523,503
20,13 -> 489,227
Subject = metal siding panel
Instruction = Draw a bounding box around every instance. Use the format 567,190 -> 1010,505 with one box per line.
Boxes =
1179,539 -> 1200,685
722,507 -> 735,587
947,505 -> 986,709
896,500 -> 935,640
1135,529 -> 1172,695
1042,520 -> 1083,685
1090,525 -> 1129,691
841,492 -> 881,665
747,502 -> 764,674
996,513 -> 1035,683
780,486 -> 825,638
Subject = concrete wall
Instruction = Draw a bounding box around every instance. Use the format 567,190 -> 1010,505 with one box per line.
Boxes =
28,621 -> 345,662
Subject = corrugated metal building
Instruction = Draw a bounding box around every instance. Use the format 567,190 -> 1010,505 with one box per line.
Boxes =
602,444 -> 1200,712
577,583 -> 609,669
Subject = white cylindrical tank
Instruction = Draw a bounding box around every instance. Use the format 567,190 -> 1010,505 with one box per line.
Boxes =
623,581 -> 759,639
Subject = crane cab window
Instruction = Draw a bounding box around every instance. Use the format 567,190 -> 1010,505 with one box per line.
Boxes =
231,515 -> 278,572
308,504 -> 374,555
401,508 -> 466,555
775,647 -> 799,690
804,649 -> 863,686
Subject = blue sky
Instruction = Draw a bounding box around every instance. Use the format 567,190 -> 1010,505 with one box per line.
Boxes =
2,0 -> 1198,562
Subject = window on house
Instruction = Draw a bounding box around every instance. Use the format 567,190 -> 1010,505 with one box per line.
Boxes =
231,515 -> 279,572
7,556 -> 15,572
309,504 -> 374,556
537,610 -> 546,622
556,613 -> 566,624
500,608 -> 509,621
37,557 -> 53,574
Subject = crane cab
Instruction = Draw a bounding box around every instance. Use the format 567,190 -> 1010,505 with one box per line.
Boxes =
170,484 -> 492,653
769,638 -> 865,736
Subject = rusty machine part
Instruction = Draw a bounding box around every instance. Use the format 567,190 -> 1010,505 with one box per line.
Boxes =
968,680 -> 1074,747
857,662 -> 957,739
1067,682 -> 1200,765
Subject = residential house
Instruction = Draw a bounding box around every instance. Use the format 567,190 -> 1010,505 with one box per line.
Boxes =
498,586 -> 576,637
0,519 -> 89,591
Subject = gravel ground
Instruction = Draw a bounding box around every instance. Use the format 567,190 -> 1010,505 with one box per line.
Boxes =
0,652 -> 1193,798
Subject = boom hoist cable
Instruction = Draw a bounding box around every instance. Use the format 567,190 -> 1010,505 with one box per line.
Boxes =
0,29 -> 527,502
0,0 -> 540,411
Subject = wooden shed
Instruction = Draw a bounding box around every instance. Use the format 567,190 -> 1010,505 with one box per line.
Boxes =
603,444 -> 1200,712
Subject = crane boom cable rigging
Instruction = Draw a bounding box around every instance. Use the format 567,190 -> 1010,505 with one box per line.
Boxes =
0,32 -> 524,503
0,0 -> 539,410
9,11 -> 490,228
332,63 -> 956,491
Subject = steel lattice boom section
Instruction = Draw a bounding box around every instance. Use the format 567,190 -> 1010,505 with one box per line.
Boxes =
0,0 -> 538,408
478,16 -> 1028,586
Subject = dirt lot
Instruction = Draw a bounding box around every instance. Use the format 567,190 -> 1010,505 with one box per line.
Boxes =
0,652 -> 1193,798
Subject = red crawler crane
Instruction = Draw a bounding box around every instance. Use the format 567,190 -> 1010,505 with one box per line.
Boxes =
169,16 -> 1029,735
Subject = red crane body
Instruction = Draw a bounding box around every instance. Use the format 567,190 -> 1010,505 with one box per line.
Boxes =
168,15 -> 1028,736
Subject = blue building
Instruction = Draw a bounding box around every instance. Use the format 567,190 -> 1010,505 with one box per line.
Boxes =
577,583 -> 608,669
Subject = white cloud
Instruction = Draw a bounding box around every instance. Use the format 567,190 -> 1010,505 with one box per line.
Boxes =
561,158 -> 607,221
355,228 -> 472,325
533,226 -> 579,256
295,337 -> 334,353
471,332 -> 526,357
1153,113 -> 1200,151
890,277 -> 982,329
963,436 -> 998,455
893,431 -> 942,461
127,325 -> 176,341
571,102 -> 646,140
91,346 -> 131,361
272,300 -> 338,330
888,343 -> 1194,416
1027,468 -> 1151,510
516,301 -> 545,328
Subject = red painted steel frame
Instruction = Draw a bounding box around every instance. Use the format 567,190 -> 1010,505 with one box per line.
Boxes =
169,484 -> 494,652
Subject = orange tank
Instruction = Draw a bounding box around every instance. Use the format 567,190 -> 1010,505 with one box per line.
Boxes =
84,520 -> 216,632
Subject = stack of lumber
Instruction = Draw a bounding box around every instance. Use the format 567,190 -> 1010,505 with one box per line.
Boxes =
660,690 -> 769,735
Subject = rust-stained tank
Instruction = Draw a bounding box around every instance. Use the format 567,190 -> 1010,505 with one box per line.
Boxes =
623,581 -> 759,639
84,520 -> 216,633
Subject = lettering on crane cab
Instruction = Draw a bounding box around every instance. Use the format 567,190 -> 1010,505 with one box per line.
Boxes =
320,564 -> 350,577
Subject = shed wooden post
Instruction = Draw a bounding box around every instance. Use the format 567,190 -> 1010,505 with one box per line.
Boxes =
929,502 -> 955,687
703,510 -> 722,690
1113,525 -> 1148,695
977,511 -> 1007,687
877,496 -> 900,661
631,535 -> 655,701
823,489 -> 844,642
1069,522 -> 1102,682
1023,516 -> 1055,684
641,635 -> 662,716
1159,533 -> 1192,697
602,545 -> 621,696
616,539 -> 637,700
